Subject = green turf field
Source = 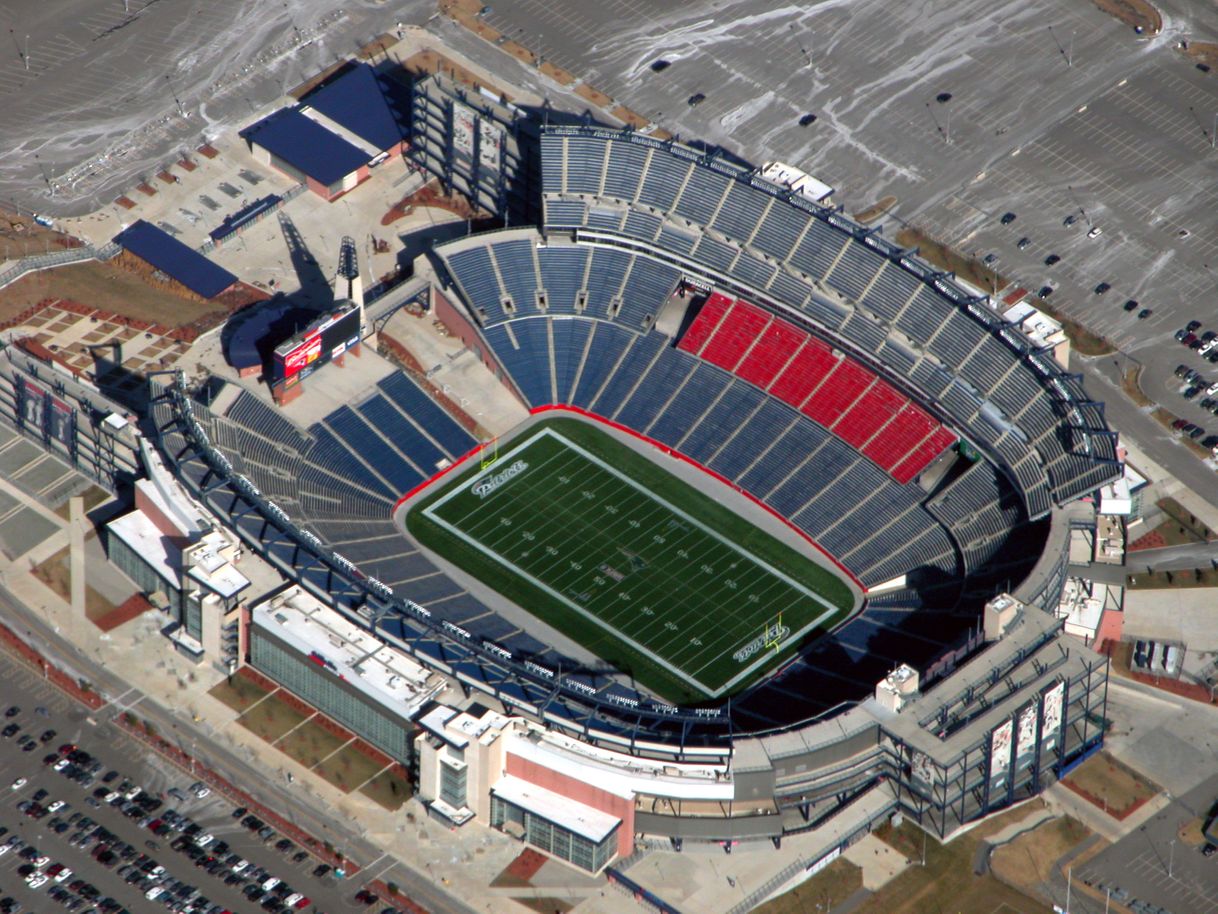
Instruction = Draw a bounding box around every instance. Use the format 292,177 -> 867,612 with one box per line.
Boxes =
407,418 -> 856,702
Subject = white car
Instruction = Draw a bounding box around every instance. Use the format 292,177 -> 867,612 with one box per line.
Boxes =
145,886 -> 165,901
9,777 -> 26,791
26,874 -> 47,889
47,800 -> 65,813
52,759 -> 69,772
103,791 -> 120,803
193,785 -> 210,799
54,866 -> 72,883
262,877 -> 280,892
123,786 -> 141,801
285,894 -> 303,908
1201,339 -> 1218,356
1087,226 -> 1102,238
194,834 -> 215,848
0,843 -> 11,857
33,854 -> 50,869
1207,380 -> 1218,396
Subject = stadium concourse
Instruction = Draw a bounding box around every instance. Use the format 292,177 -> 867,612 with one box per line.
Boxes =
143,76 -> 1119,873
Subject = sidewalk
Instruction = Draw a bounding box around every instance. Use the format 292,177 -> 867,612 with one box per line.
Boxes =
1043,781 -> 1173,845
0,478 -> 657,914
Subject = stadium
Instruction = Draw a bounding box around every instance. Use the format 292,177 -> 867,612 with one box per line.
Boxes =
131,75 -> 1118,873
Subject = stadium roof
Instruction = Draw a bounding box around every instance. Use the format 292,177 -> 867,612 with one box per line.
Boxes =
240,108 -> 370,186
112,220 -> 237,298
302,62 -> 408,152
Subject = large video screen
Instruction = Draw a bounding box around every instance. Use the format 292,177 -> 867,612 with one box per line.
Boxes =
272,306 -> 361,382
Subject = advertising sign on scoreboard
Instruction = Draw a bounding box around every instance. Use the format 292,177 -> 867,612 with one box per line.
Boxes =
1015,704 -> 1039,769
989,718 -> 1013,787
452,102 -> 476,158
1041,682 -> 1064,752
478,118 -> 503,171
272,304 -> 361,383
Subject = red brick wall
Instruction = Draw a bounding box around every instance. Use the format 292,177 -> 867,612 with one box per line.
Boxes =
431,288 -> 521,404
134,485 -> 192,548
505,753 -> 635,858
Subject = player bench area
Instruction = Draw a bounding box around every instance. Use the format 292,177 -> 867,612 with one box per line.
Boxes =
407,417 -> 856,702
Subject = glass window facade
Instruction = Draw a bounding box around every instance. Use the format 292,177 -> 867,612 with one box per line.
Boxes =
439,759 -> 467,809
249,626 -> 414,762
105,528 -> 182,617
490,794 -> 618,873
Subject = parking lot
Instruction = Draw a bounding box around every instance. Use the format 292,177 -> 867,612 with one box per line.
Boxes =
0,652 -> 401,914
1074,773 -> 1218,914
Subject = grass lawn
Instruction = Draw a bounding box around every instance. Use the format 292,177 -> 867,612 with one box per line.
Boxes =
30,544 -> 118,620
208,672 -> 276,714
359,767 -> 413,810
236,691 -> 312,744
990,817 -> 1092,898
0,260 -> 219,328
853,811 -> 1052,914
31,546 -> 70,601
756,857 -> 863,914
52,485 -> 112,521
1063,751 -> 1160,818
894,226 -> 1009,295
274,717 -> 351,770
408,417 -> 855,702
312,743 -> 387,794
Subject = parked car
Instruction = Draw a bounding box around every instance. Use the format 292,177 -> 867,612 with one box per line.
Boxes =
1000,212 -> 1017,225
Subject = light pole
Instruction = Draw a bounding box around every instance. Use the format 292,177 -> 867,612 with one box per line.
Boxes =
1212,112 -> 1216,150
1168,838 -> 1176,878
23,34 -> 29,71
1068,30 -> 1075,67
1065,866 -> 1071,913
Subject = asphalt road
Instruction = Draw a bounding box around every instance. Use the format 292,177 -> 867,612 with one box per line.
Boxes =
1072,351 -> 1218,514
0,586 -> 479,914
1073,773 -> 1218,914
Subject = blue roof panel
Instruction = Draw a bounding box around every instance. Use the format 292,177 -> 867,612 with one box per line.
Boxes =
112,220 -> 237,298
303,62 -> 408,152
240,108 -> 370,187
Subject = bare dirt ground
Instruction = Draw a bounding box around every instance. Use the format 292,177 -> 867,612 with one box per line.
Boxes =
0,261 -> 220,328
990,817 -> 1094,901
854,196 -> 898,224
0,207 -> 84,260
1180,40 -> 1218,72
1090,0 -> 1162,34
1063,750 -> 1162,819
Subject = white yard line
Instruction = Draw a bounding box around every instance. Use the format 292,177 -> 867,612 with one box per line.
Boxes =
422,427 -> 843,697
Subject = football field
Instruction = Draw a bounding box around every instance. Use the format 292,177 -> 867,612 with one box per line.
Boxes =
409,419 -> 855,700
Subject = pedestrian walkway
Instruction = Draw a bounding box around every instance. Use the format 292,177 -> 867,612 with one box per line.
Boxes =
1043,781 -> 1173,845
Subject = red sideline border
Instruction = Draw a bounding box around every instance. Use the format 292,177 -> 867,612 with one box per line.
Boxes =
394,404 -> 864,593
